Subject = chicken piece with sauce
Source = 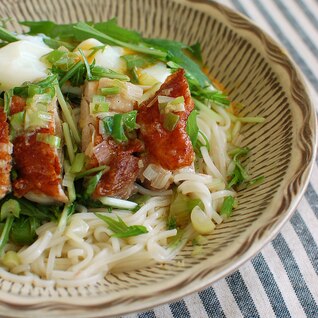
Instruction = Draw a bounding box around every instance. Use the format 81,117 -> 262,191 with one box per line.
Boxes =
137,69 -> 195,189
80,78 -> 144,199
10,90 -> 68,204
0,108 -> 12,199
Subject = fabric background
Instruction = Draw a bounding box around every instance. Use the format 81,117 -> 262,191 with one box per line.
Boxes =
124,0 -> 318,317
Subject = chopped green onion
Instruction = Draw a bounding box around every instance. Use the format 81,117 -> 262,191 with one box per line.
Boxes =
58,203 -> 75,232
56,85 -> 81,144
1,251 -> 20,268
90,95 -> 109,113
28,84 -> 44,97
75,165 -> 108,180
63,160 -> 76,202
139,82 -> 161,104
10,111 -> 25,131
90,101 -> 109,114
62,122 -> 75,163
36,133 -> 61,148
93,95 -> 106,103
229,113 -> 265,123
1,199 -> 20,221
70,153 -> 85,173
171,96 -> 184,105
96,213 -> 148,238
4,89 -> 13,116
158,96 -> 185,114
193,97 -> 223,122
100,86 -> 121,96
191,206 -> 215,234
220,196 -> 235,218
163,112 -> 179,131
169,193 -> 203,227
122,110 -> 137,131
99,196 -> 138,210
112,114 -> 127,142
84,170 -> 104,198
227,147 -> 250,189
186,110 -> 199,147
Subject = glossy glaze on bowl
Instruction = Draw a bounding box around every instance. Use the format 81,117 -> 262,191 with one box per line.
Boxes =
0,0 -> 316,317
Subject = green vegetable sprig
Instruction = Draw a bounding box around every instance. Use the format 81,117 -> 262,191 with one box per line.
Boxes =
96,214 -> 148,238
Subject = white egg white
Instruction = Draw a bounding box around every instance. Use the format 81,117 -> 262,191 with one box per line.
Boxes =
75,38 -> 127,73
0,40 -> 52,91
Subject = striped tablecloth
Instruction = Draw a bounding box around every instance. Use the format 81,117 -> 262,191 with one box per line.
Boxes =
125,1 -> 318,317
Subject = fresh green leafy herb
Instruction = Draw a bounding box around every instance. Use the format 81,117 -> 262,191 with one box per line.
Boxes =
15,197 -> 60,221
237,175 -> 265,191
96,214 -> 148,238
187,42 -> 203,63
10,216 -> 40,245
220,196 -> 235,218
144,38 -> 209,87
227,147 -> 250,189
21,21 -> 82,41
0,26 -> 19,43
121,54 -> 157,69
43,37 -> 75,51
13,75 -> 58,98
78,48 -> 92,80
59,61 -> 85,87
90,63 -> 130,81
73,22 -> 167,58
94,18 -> 142,44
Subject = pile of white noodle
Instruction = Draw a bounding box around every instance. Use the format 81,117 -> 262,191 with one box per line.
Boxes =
1,104 -> 240,287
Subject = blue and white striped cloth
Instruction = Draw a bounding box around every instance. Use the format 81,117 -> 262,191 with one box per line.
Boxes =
124,0 -> 318,317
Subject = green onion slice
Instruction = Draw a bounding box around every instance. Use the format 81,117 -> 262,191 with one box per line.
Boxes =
36,133 -> 61,148
1,199 -> 20,221
100,86 -> 120,96
163,112 -> 179,131
99,196 -> 138,210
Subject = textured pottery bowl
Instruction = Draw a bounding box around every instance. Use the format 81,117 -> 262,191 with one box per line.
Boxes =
0,0 -> 316,317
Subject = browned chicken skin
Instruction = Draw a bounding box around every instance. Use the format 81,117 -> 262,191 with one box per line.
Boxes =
137,69 -> 195,171
0,108 -> 12,199
11,95 -> 68,204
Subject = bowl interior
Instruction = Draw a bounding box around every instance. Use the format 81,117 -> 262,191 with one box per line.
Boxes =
0,0 -> 316,317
